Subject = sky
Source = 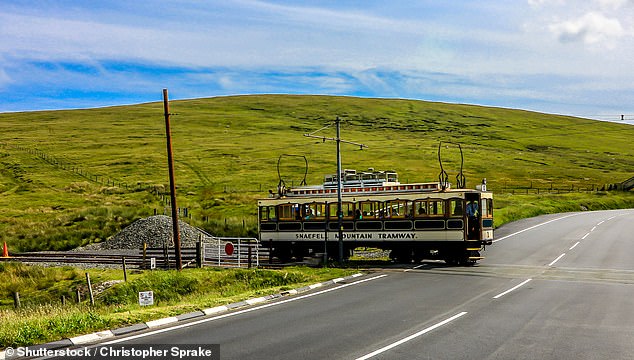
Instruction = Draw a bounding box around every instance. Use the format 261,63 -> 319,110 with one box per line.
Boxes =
1,0 -> 633,123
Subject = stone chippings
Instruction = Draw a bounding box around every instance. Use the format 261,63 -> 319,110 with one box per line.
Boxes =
103,215 -> 210,250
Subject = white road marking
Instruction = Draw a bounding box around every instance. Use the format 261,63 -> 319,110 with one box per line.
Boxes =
493,213 -> 580,243
404,264 -> 426,272
548,253 -> 566,267
493,279 -> 532,299
582,233 -> 590,240
597,221 -> 604,226
354,312 -> 468,360
100,274 -> 388,345
591,226 -> 597,232
569,241 -> 580,250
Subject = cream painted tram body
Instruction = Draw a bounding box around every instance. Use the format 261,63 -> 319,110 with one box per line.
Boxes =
258,169 -> 493,264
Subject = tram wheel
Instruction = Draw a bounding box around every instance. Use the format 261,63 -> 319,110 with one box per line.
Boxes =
276,246 -> 292,263
389,248 -> 413,263
412,250 -> 425,263
292,247 -> 308,261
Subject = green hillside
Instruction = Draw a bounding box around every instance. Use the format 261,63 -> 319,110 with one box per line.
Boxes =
1,95 -> 633,252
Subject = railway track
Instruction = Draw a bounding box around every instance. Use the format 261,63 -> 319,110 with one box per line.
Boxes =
0,249 -> 290,269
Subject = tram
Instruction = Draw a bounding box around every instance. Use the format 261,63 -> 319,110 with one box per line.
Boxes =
258,168 -> 493,264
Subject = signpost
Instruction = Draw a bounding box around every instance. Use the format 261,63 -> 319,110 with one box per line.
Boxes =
139,291 -> 154,306
225,242 -> 235,256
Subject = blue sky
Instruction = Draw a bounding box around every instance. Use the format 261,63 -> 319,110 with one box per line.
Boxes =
1,0 -> 633,123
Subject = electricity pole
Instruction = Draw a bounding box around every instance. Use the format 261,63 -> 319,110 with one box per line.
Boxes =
304,116 -> 367,265
335,117 -> 344,264
163,89 -> 182,271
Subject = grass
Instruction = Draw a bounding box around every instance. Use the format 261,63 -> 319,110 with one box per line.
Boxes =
494,191 -> 634,227
1,95 -> 633,252
0,262 -> 357,348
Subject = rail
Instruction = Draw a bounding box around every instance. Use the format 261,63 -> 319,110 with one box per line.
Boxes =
0,240 -> 270,269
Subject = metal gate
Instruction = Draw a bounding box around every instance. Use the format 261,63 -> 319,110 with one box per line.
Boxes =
203,237 -> 260,268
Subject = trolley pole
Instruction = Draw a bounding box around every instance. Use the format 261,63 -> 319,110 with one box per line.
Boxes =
336,117 -> 344,265
163,88 -> 182,271
304,116 -> 367,266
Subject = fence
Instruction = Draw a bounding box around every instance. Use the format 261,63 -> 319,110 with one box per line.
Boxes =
489,180 -> 609,195
203,237 -> 261,268
140,237 -> 262,269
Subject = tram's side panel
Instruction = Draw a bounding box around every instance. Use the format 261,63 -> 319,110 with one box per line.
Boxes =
258,190 -> 493,263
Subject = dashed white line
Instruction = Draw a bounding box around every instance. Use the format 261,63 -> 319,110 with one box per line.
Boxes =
354,312 -> 468,360
493,279 -> 532,299
548,253 -> 566,267
404,264 -> 426,272
597,221 -> 605,226
569,241 -> 580,250
590,226 -> 597,232
582,233 -> 590,240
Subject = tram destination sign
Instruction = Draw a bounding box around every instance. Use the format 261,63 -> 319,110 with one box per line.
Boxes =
258,231 -> 463,242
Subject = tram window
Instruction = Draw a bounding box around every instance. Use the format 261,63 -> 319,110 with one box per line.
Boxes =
449,199 -> 464,217
259,206 -> 277,222
278,204 -> 297,221
304,203 -> 326,221
359,201 -> 381,219
427,200 -> 445,217
414,200 -> 427,217
387,200 -> 411,218
482,199 -> 493,218
327,202 -> 355,220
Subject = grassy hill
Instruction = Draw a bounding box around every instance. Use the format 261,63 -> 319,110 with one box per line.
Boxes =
1,95 -> 633,252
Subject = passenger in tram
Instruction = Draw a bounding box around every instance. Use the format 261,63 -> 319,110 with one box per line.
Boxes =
355,209 -> 362,220
466,201 -> 479,218
418,206 -> 427,215
452,201 -> 464,216
466,200 -> 480,239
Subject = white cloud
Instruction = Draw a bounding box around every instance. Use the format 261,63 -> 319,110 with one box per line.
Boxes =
549,11 -> 624,46
596,0 -> 629,10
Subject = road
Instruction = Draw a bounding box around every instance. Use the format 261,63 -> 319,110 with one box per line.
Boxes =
63,210 -> 634,359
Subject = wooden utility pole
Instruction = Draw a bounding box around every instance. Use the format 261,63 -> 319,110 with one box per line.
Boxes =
163,89 -> 183,270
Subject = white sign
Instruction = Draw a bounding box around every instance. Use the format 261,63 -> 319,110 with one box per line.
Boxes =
139,291 -> 154,306
150,257 -> 156,270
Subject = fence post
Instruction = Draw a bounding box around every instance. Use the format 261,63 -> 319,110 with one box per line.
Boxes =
142,242 -> 147,269
122,256 -> 128,282
163,245 -> 169,269
237,239 -> 241,267
256,241 -> 260,267
86,273 -> 95,306
196,241 -> 202,268
76,289 -> 81,303
248,242 -> 252,269
13,291 -> 20,309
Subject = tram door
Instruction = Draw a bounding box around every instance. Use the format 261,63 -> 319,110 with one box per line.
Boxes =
465,193 -> 481,240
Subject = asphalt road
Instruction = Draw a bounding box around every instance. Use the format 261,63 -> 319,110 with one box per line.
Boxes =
78,210 -> 634,359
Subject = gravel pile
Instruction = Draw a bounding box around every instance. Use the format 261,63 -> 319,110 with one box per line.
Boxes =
103,215 -> 211,250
